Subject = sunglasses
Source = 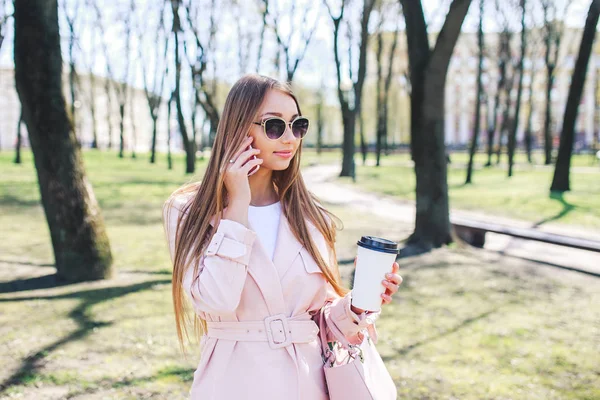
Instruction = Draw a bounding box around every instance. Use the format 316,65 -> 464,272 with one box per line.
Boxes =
252,116 -> 310,140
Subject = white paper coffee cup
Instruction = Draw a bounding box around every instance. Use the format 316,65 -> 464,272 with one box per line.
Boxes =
351,236 -> 399,312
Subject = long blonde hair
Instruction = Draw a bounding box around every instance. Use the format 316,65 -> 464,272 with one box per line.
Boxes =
163,74 -> 349,351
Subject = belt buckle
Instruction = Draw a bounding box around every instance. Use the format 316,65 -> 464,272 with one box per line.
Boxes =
264,313 -> 292,349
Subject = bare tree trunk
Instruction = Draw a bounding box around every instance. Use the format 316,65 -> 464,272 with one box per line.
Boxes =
129,92 -> 137,159
191,97 -> 199,160
172,0 -> 194,173
325,0 -> 375,180
89,72 -> 99,149
401,0 -> 472,255
184,0 -> 220,149
541,1 -> 568,165
92,2 -> 114,150
118,89 -> 126,158
375,26 -> 384,166
64,1 -> 80,147
14,111 -> 23,164
507,0 -> 526,177
104,78 -> 114,150
150,115 -> 158,163
543,63 -> 554,165
381,22 -> 400,161
486,83 -> 501,167
486,30 -> 509,167
551,0 -> 600,192
316,88 -> 324,155
466,0 -> 484,184
497,71 -> 515,165
14,0 -> 113,281
359,110 -> 367,165
116,0 -> 134,158
524,61 -> 537,164
256,1 -> 268,72
167,91 -> 174,170
594,68 -> 600,157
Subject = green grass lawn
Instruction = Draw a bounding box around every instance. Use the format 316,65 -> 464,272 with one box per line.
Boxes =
1,149 -> 599,399
331,151 -> 600,230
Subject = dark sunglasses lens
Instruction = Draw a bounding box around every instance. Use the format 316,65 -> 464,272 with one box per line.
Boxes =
292,118 -> 309,138
265,119 -> 286,139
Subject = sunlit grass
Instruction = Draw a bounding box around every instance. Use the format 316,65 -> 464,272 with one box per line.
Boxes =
0,149 -> 598,399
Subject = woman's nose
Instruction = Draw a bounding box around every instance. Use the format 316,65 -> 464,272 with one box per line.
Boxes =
281,123 -> 296,143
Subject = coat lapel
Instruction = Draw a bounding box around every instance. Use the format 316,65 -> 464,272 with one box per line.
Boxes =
271,212 -> 304,279
210,207 -> 303,315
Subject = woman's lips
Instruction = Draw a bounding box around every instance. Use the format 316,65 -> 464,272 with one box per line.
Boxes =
274,151 -> 293,158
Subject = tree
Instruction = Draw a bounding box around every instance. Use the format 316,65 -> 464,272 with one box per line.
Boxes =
375,0 -> 401,167
523,23 -> 544,164
507,0 -> 526,178
325,0 -> 376,179
14,111 -> 23,164
138,3 -> 169,164
0,0 -> 10,57
172,0 -> 195,173
542,0 -> 570,165
485,22 -> 512,167
184,0 -> 221,148
83,0 -> 100,149
13,0 -> 113,281
400,0 -> 472,255
61,0 -> 81,146
466,0 -> 484,184
93,1 -> 116,150
550,0 -> 600,192
262,0 -> 319,83
115,0 -> 135,159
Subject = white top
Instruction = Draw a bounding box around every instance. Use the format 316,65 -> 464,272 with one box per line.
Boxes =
248,201 -> 282,261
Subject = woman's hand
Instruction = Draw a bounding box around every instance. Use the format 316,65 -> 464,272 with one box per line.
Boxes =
223,136 -> 263,206
350,259 -> 402,315
381,261 -> 402,306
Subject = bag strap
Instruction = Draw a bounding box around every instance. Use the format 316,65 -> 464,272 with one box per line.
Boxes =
318,303 -> 360,363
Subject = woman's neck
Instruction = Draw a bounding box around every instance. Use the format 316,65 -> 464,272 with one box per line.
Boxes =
248,168 -> 278,206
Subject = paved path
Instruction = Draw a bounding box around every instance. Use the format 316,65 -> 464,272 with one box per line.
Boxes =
302,163 -> 600,276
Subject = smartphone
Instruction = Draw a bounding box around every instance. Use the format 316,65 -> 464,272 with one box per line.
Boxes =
247,144 -> 260,176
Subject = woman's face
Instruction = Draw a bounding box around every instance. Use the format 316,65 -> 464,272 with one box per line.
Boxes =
248,89 -> 302,172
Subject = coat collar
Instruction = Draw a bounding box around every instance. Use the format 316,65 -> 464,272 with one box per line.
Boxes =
209,206 -> 315,314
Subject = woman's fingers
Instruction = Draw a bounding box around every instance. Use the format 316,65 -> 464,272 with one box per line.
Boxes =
380,261 -> 402,307
232,136 -> 253,161
241,158 -> 263,174
233,147 -> 260,170
381,293 -> 392,304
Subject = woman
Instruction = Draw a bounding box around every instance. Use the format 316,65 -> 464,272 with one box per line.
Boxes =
162,74 -> 402,399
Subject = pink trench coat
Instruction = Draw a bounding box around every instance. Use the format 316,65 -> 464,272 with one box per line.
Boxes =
163,197 -> 380,400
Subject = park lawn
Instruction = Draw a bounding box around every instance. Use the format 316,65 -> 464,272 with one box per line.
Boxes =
335,153 -> 600,230
348,150 -> 600,169
1,149 -> 599,399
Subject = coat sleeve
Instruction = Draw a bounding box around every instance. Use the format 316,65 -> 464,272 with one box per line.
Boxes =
321,284 -> 381,345
162,198 -> 257,315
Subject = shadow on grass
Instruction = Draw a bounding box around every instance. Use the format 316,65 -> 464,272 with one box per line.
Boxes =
63,365 -> 194,398
0,279 -> 171,394
381,304 -> 513,362
0,273 -> 70,294
0,194 -> 40,208
111,365 -> 194,388
534,192 -> 576,228
0,259 -> 54,268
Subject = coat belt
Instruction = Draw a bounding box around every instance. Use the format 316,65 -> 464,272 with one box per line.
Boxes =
205,312 -> 320,349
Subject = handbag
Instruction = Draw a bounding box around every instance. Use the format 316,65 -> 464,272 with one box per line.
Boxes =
317,305 -> 397,400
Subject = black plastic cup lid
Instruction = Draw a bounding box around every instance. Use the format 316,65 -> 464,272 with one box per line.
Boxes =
357,236 -> 399,254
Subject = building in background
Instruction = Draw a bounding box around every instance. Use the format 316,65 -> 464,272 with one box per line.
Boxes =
1,26 -> 598,154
